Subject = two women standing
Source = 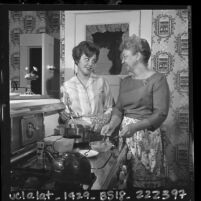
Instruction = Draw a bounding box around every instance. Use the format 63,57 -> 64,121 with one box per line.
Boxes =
60,34 -> 170,189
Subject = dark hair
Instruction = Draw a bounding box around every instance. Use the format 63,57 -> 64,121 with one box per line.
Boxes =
119,34 -> 151,65
72,41 -> 100,65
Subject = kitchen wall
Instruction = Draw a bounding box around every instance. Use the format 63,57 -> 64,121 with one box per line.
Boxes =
151,9 -> 191,182
9,11 -> 62,137
9,10 -> 61,87
9,9 -> 192,183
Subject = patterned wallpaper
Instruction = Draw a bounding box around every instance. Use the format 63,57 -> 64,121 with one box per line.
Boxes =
151,9 -> 191,183
9,9 -> 192,183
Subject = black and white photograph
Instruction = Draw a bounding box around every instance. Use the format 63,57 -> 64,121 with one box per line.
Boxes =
1,3 -> 194,201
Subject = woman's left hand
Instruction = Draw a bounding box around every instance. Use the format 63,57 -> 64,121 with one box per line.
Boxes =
119,124 -> 136,138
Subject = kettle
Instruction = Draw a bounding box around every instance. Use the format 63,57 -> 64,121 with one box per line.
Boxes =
44,150 -> 66,173
44,150 -> 92,185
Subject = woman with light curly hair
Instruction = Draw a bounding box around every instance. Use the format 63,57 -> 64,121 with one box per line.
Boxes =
101,34 -> 170,188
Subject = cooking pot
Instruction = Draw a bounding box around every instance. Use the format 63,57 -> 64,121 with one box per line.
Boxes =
64,124 -> 92,144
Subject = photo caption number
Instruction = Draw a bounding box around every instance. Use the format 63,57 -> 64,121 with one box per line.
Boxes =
64,192 -> 75,200
144,190 -> 151,199
83,191 -> 90,200
136,190 -> 161,200
135,189 -> 188,200
171,189 -> 187,200
161,190 -> 170,200
178,189 -> 187,199
136,190 -> 144,199
64,191 -> 90,200
75,192 -> 82,200
152,190 -> 160,200
100,190 -> 126,201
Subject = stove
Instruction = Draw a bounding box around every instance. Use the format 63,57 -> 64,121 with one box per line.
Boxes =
10,167 -> 96,191
10,152 -> 97,191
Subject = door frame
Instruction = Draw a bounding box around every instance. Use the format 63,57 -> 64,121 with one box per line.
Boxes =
20,33 -> 54,95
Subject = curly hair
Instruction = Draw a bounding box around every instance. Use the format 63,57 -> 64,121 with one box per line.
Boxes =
119,34 -> 151,65
72,41 -> 100,65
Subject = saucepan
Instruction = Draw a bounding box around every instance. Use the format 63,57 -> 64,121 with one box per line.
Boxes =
89,139 -> 115,152
63,124 -> 92,144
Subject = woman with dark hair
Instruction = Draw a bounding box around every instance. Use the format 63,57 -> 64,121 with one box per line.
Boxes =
59,41 -> 114,132
101,34 -> 170,188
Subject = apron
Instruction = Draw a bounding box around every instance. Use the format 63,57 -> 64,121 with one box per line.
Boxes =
121,117 -> 166,188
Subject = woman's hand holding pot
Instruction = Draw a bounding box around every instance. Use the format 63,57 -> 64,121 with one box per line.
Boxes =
101,123 -> 114,137
59,111 -> 71,122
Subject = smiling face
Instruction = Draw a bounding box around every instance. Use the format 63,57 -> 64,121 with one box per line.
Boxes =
121,49 -> 139,73
77,54 -> 97,76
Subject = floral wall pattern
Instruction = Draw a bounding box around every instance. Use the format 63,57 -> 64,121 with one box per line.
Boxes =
151,9 -> 192,183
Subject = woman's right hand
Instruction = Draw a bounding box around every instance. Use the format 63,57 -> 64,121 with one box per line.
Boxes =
101,123 -> 114,137
59,111 -> 71,122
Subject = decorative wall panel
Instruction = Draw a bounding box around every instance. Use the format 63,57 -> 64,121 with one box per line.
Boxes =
151,9 -> 191,182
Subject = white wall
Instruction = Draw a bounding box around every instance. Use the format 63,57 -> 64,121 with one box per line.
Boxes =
44,113 -> 59,137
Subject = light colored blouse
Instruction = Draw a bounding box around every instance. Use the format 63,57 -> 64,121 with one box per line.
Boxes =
61,74 -> 114,123
113,72 -> 170,131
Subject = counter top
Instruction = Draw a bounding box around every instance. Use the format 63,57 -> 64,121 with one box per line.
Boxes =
10,99 -> 65,117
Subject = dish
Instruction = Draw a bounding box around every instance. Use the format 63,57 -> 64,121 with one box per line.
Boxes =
79,149 -> 99,158
90,141 -> 114,152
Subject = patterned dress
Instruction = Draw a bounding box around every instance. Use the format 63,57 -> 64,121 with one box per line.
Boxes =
113,72 -> 169,188
122,117 -> 165,188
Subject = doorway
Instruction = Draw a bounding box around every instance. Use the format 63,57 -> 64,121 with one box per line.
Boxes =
29,47 -> 42,94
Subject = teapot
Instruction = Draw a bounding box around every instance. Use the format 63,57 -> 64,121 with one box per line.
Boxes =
44,150 -> 92,185
44,150 -> 66,173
